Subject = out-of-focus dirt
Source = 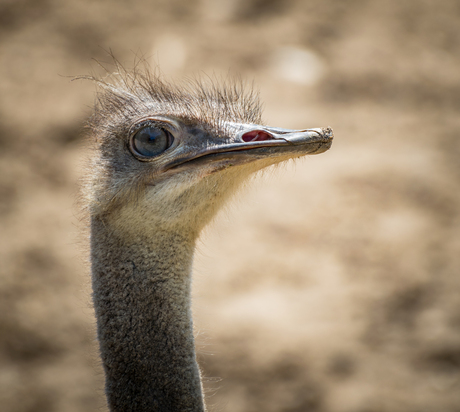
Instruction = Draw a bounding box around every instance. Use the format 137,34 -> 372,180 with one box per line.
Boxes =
1,1 -> 459,411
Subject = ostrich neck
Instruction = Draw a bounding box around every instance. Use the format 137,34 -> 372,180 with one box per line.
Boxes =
90,216 -> 205,412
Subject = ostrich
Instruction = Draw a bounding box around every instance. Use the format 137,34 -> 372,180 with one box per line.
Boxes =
84,66 -> 333,412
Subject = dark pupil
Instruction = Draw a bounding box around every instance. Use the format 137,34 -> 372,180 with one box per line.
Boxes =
132,126 -> 170,157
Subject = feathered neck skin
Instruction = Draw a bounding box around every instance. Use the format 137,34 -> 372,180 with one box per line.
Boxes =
91,215 -> 204,412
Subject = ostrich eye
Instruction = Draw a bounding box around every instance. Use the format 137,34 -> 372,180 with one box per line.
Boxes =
131,126 -> 172,157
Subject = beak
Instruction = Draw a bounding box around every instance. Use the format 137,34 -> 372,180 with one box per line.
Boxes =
167,124 -> 333,171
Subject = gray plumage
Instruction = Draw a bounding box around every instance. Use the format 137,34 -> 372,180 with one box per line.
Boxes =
84,64 -> 333,412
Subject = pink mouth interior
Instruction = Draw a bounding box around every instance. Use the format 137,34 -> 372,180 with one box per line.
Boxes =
242,130 -> 274,142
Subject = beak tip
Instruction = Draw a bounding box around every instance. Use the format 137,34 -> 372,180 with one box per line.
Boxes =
321,127 -> 334,140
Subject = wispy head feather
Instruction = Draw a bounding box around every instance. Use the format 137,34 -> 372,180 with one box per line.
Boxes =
79,58 -> 263,141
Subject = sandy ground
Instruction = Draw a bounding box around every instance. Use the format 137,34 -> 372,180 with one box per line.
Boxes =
0,1 -> 459,411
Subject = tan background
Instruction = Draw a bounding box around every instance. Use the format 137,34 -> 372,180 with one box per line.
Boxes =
1,0 -> 459,411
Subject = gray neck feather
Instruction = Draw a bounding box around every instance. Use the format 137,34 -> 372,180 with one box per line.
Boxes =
91,216 -> 205,412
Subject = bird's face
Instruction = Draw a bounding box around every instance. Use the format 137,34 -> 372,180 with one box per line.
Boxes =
90,113 -> 332,235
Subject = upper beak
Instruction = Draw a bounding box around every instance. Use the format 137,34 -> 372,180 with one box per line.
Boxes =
236,124 -> 333,149
167,124 -> 333,171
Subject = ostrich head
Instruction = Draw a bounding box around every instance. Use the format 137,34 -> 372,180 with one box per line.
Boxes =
85,66 -> 333,237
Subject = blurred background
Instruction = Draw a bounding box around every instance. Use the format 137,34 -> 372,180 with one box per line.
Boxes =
1,0 -> 459,411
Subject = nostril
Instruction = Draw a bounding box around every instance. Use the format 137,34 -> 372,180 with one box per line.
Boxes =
242,130 -> 274,142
